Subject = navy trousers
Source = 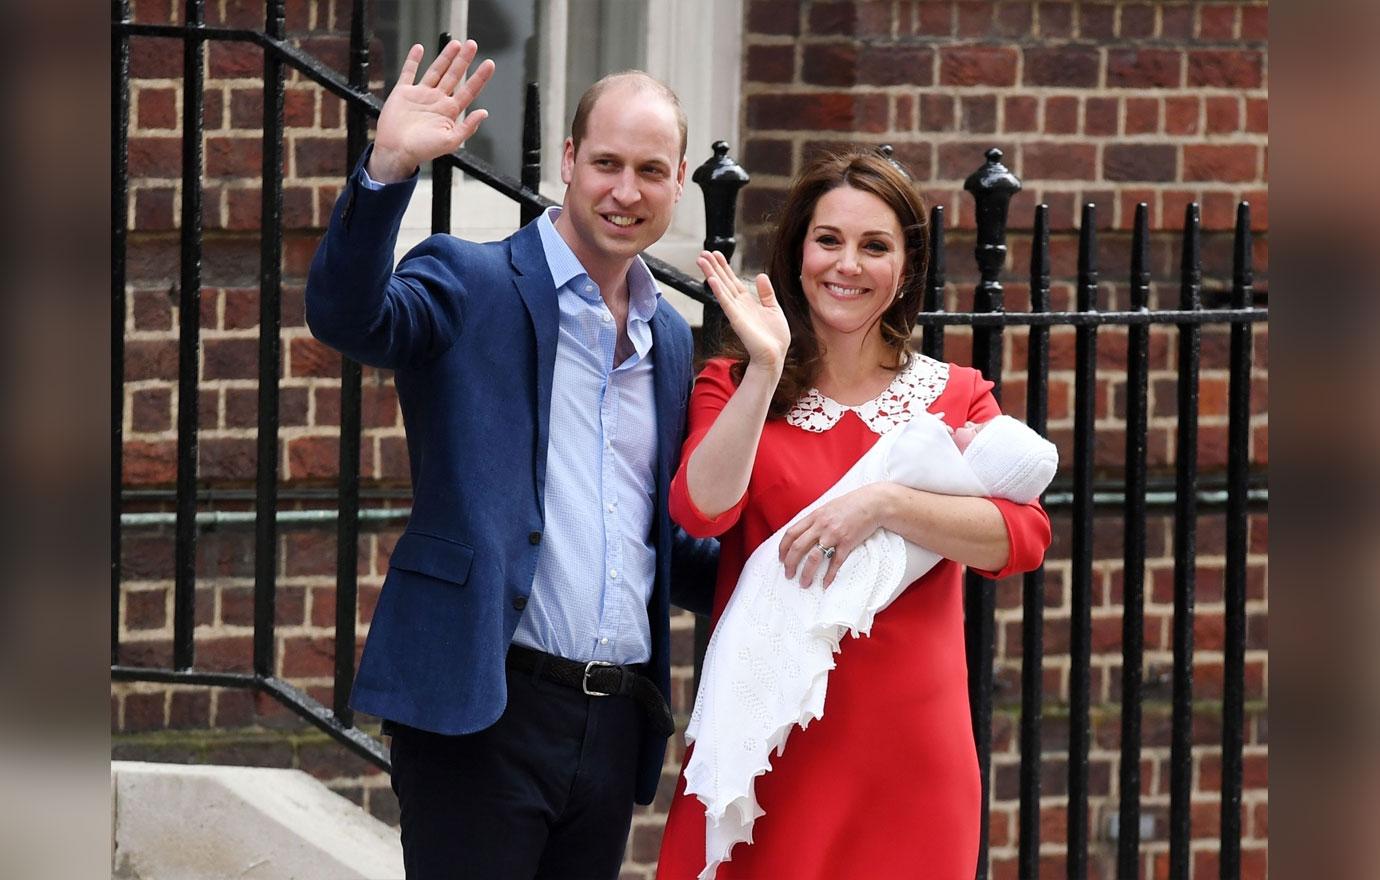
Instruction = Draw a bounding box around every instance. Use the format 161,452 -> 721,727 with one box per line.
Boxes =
387,664 -> 643,879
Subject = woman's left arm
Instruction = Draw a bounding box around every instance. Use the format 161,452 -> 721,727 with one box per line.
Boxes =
779,484 -> 1013,587
782,367 -> 1053,587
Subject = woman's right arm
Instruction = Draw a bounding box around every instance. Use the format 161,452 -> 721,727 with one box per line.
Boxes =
681,252 -> 790,519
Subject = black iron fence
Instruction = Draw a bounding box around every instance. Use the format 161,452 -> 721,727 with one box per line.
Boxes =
112,4 -> 1267,878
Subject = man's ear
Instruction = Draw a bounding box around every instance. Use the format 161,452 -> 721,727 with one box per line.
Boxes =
674,158 -> 687,202
560,137 -> 576,185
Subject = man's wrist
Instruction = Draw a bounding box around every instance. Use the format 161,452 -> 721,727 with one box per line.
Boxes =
366,145 -> 419,184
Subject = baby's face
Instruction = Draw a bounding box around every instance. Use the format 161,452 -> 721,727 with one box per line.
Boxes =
951,420 -> 986,453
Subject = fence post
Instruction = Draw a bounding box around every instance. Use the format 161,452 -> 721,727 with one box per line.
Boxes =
520,81 -> 542,227
691,140 -> 749,357
689,140 -> 748,691
962,147 -> 1020,880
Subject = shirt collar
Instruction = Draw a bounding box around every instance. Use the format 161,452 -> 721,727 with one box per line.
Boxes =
536,207 -> 661,322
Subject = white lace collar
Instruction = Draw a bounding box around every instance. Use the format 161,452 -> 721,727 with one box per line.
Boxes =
785,353 -> 950,435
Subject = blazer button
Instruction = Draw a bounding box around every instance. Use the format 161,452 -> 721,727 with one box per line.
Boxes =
513,596 -> 527,611
528,531 -> 542,545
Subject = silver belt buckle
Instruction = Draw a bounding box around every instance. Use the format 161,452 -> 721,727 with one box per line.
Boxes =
582,660 -> 615,696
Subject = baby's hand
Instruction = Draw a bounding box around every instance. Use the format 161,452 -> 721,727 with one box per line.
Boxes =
952,420 -> 984,453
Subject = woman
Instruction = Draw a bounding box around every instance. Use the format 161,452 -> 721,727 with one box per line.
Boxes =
656,151 -> 1052,879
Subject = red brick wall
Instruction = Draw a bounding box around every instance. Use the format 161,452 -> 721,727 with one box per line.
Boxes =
114,2 -> 1268,878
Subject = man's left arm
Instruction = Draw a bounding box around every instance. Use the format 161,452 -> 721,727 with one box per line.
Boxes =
669,527 -> 718,616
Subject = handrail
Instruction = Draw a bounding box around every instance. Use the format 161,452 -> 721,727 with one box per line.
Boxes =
114,20 -> 710,302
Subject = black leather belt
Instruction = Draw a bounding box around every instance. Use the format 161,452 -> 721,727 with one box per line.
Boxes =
506,644 -> 675,738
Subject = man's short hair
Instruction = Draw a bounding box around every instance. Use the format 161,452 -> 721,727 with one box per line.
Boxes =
570,71 -> 688,160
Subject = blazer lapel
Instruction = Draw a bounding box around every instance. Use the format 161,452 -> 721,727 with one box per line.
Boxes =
510,223 -> 560,499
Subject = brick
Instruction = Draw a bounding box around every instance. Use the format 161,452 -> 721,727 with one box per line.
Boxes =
125,589 -> 168,630
287,435 -> 341,480
920,94 -> 956,132
940,46 -> 1018,86
293,136 -> 348,177
743,138 -> 791,173
852,1 -> 895,36
200,437 -> 256,480
1022,46 -> 1100,88
209,41 -> 262,78
807,2 -> 855,33
1036,2 -> 1073,37
915,2 -> 954,36
956,1 -> 996,36
216,0 -> 263,28
1124,97 -> 1160,135
137,87 -> 178,130
1205,96 -> 1241,134
284,89 -> 317,127
1107,49 -> 1182,89
1198,4 -> 1238,40
1160,4 -> 1193,39
1184,145 -> 1259,183
961,95 -> 997,133
169,690 -> 211,728
1023,142 -> 1096,180
1104,145 -> 1177,182
290,336 -> 342,377
894,94 -> 916,131
205,136 -> 262,177
858,46 -> 935,87
130,36 -> 183,78
125,338 -> 179,382
994,2 -> 1033,37
1044,96 -> 1078,134
129,136 -> 183,178
745,44 -> 794,84
1077,2 -> 1115,39
131,288 -> 174,332
747,0 -> 800,36
1119,3 -> 1155,38
1241,5 -> 1268,41
203,89 -> 225,131
134,186 -> 177,230
1245,98 -> 1268,134
1188,50 -> 1264,88
747,93 -> 888,133
1164,96 -> 1200,135
281,635 -> 336,677
204,337 -> 258,380
229,88 -> 263,129
122,692 -> 166,732
802,43 -> 858,87
131,387 -> 172,433
1083,97 -> 1117,136
1004,96 -> 1039,133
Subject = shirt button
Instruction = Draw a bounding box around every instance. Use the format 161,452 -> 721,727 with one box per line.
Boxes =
528,530 -> 542,545
513,596 -> 527,611
602,312 -> 612,322
599,637 -> 609,646
606,502 -> 616,513
609,568 -> 618,580
584,283 -> 594,293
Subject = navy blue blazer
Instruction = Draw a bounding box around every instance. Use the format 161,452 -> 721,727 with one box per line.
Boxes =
305,156 -> 717,804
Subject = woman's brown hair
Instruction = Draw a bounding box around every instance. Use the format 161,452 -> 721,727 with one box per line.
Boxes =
723,149 -> 929,417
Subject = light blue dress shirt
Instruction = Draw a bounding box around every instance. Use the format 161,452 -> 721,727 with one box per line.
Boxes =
361,167 -> 662,665
513,207 -> 660,665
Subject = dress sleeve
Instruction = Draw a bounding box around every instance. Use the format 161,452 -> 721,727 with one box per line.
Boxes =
668,358 -> 751,538
959,367 -> 1054,580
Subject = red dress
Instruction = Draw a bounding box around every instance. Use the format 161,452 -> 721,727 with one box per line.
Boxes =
657,356 -> 1051,880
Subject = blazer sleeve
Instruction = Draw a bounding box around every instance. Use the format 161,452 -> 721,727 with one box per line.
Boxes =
305,146 -> 468,370
668,359 -> 751,538
959,368 -> 1054,580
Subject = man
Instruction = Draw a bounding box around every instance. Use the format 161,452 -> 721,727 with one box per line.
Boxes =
305,39 -> 716,879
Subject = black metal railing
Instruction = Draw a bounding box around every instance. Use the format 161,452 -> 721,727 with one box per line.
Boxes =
113,5 -> 1267,879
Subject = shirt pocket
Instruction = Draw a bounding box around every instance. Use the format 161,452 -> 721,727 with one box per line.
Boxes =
388,531 -> 475,586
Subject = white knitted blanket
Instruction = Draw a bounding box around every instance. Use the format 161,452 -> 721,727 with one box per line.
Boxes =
683,412 -> 1056,879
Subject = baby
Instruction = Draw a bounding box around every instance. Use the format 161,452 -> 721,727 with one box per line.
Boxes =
945,414 -> 1057,506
